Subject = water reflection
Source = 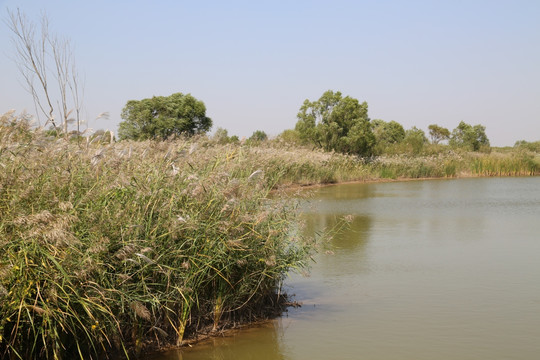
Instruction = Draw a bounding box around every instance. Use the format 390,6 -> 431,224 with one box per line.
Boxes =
300,183 -> 374,252
302,212 -> 371,252
148,322 -> 285,360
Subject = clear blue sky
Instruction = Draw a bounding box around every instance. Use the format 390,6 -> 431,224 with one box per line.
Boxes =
1,0 -> 539,146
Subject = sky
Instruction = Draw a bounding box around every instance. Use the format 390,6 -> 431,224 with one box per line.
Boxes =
1,0 -> 539,146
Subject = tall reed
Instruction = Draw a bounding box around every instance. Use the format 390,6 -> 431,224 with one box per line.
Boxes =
0,112 -> 311,359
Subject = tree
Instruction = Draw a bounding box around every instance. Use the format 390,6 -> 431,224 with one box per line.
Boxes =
212,127 -> 240,144
449,121 -> 490,151
514,140 -> 540,152
372,119 -> 405,154
213,127 -> 230,144
278,129 -> 302,144
374,120 -> 405,144
428,124 -> 450,144
7,8 -> 83,136
118,93 -> 212,140
295,90 -> 375,156
249,130 -> 268,142
404,126 -> 428,154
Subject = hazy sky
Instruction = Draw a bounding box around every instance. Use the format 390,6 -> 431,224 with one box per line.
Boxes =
1,0 -> 539,146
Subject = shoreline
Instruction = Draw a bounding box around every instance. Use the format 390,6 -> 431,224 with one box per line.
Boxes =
143,299 -> 301,356
274,172 -> 536,192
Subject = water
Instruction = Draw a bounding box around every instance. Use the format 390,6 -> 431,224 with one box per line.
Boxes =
150,177 -> 540,360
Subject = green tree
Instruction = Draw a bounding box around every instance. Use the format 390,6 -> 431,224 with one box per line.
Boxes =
249,130 -> 268,142
213,127 -> 230,144
514,140 -> 540,152
295,90 -> 375,156
404,126 -> 428,154
449,121 -> 490,151
278,129 -> 302,144
371,120 -> 405,144
428,124 -> 451,144
118,93 -> 212,140
372,119 -> 405,154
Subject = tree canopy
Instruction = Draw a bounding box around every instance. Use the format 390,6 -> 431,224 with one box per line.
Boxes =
249,130 -> 268,142
404,126 -> 428,154
449,121 -> 489,151
118,93 -> 212,140
371,119 -> 406,154
428,124 -> 450,144
372,120 -> 405,143
295,90 -> 375,156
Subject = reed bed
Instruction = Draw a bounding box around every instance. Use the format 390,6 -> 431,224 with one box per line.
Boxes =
1,111 -> 538,358
0,113 -> 312,359
467,151 -> 539,176
231,143 -> 539,186
365,151 -> 539,180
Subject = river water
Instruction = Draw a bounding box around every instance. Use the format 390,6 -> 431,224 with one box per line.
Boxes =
150,177 -> 540,360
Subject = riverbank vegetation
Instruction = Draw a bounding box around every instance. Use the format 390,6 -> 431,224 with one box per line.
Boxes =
0,112 -> 312,359
1,109 -> 540,358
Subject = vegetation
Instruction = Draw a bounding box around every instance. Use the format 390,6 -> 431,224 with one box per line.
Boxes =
291,90 -> 495,158
118,93 -> 212,141
249,130 -> 268,142
449,121 -> 490,151
428,124 -> 450,144
295,90 -> 375,156
0,112 -> 310,359
1,110 -> 540,359
212,127 -> 233,145
367,151 -> 539,179
514,140 -> 540,153
402,127 -> 429,155
6,9 -> 84,136
212,127 -> 241,145
372,119 -> 406,155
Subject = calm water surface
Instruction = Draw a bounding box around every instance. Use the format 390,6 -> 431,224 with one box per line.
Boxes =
150,177 -> 540,360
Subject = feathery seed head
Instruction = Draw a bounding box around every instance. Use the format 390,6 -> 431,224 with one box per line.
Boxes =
248,169 -> 263,180
58,201 -> 73,211
130,301 -> 152,321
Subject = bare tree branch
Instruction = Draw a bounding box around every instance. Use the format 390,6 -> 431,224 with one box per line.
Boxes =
6,8 -> 84,136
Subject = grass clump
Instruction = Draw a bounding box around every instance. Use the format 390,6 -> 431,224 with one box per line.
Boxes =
0,112 -> 311,359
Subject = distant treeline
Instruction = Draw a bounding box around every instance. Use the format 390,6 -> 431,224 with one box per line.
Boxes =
115,90 -> 538,157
